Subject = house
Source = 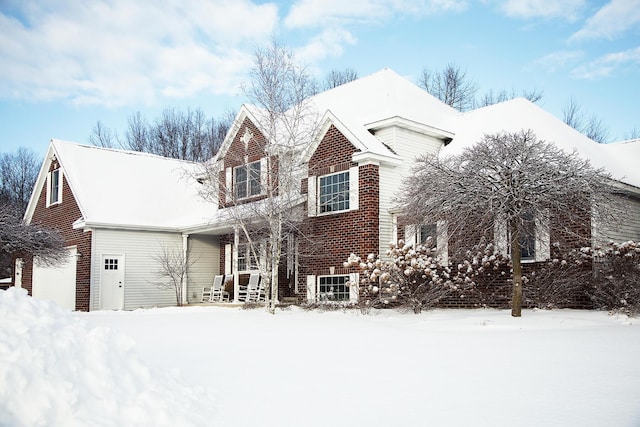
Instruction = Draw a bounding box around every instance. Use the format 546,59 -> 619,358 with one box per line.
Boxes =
16,69 -> 640,310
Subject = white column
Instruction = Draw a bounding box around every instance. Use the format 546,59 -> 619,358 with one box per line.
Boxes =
182,234 -> 189,305
233,228 -> 240,302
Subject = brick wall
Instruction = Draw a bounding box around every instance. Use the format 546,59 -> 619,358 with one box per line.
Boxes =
219,117 -> 275,208
23,159 -> 92,311
299,125 -> 379,299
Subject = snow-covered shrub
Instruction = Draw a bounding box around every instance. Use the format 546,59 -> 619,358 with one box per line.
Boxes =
584,241 -> 640,314
344,240 -> 472,313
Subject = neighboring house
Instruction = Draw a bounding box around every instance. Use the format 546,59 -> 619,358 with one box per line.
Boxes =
17,69 -> 640,310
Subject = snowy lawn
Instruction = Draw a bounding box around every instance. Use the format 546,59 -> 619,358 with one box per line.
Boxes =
2,288 -> 640,427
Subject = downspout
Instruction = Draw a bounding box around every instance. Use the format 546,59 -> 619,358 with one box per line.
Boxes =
182,234 -> 189,305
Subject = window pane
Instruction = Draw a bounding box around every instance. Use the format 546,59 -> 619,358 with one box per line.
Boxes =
420,224 -> 437,246
235,166 -> 247,199
51,169 -> 60,204
319,172 -> 350,214
520,212 -> 535,259
318,276 -> 350,301
249,162 -> 261,196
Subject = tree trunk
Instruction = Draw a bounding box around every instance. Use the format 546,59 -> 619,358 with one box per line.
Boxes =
510,224 -> 523,317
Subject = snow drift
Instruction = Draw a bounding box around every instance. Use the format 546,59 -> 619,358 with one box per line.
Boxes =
0,288 -> 217,427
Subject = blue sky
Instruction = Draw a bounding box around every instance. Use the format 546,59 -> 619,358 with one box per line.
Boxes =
1,0 -> 639,157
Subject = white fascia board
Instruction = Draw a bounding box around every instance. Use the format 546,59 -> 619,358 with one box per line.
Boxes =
366,116 -> 455,141
352,151 -> 403,166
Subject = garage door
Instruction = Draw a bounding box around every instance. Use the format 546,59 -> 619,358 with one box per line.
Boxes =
32,247 -> 77,310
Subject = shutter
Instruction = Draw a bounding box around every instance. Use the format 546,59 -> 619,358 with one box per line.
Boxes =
536,211 -> 550,261
437,220 -> 449,265
306,275 -> 316,301
349,166 -> 359,211
405,224 -> 416,247
224,243 -> 232,274
57,169 -> 64,203
45,171 -> 51,206
349,273 -> 359,303
307,176 -> 317,217
494,216 -> 508,256
225,167 -> 232,203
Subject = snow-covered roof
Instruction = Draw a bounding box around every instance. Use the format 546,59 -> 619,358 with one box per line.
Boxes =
305,68 -> 458,160
48,140 -> 216,230
445,98 -> 640,189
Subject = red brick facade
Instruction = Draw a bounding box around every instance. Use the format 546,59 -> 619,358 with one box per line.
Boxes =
22,158 -> 92,311
299,125 -> 379,295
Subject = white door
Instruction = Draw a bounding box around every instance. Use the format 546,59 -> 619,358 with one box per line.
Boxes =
100,255 -> 125,310
32,247 -> 77,310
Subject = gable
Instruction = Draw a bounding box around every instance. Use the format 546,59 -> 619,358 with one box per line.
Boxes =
222,116 -> 269,168
309,124 -> 359,174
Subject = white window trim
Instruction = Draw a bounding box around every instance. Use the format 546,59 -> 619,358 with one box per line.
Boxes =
236,242 -> 261,273
307,273 -> 359,303
233,160 -> 263,201
46,168 -> 63,207
308,166 -> 359,217
405,221 -> 448,265
494,212 -> 550,263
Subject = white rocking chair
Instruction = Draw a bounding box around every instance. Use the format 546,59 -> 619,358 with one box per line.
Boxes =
239,273 -> 262,302
209,275 -> 229,302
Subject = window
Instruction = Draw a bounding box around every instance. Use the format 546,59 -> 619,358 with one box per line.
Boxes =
318,275 -> 350,301
47,168 -> 62,206
405,222 -> 449,265
520,212 -> 536,260
494,212 -> 549,262
237,243 -> 259,272
234,161 -> 261,200
104,258 -> 118,270
418,224 -> 437,246
319,171 -> 349,213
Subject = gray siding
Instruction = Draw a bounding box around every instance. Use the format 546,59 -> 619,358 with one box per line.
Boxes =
186,235 -> 220,303
594,195 -> 640,245
91,229 -> 185,310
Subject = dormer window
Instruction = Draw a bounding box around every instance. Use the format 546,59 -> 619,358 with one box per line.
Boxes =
46,168 -> 63,206
234,160 -> 262,200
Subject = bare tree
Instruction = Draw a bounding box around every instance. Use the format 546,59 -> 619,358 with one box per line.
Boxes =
0,147 -> 41,278
88,121 -> 117,148
624,127 -> 640,140
398,129 -> 618,317
152,244 -> 195,306
323,68 -> 359,90
476,88 -> 544,107
1,205 -> 66,267
0,147 -> 39,215
89,108 -> 233,161
562,97 -> 610,143
418,63 -> 478,112
198,40 -> 319,313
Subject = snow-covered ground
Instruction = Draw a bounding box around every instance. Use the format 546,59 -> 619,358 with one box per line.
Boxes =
2,287 -> 640,427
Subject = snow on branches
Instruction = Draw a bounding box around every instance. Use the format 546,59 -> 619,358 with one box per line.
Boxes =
344,240 -> 510,313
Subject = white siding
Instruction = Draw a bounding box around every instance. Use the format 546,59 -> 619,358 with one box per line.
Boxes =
377,165 -> 398,259
594,195 -> 640,245
186,235 -> 220,304
91,229 -> 185,310
376,128 -> 445,260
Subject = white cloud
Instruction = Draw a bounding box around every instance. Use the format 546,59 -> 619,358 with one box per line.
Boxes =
294,28 -> 357,64
0,0 -> 278,106
571,46 -> 640,79
531,50 -> 584,72
284,0 -> 467,29
570,0 -> 640,41
496,0 -> 587,21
